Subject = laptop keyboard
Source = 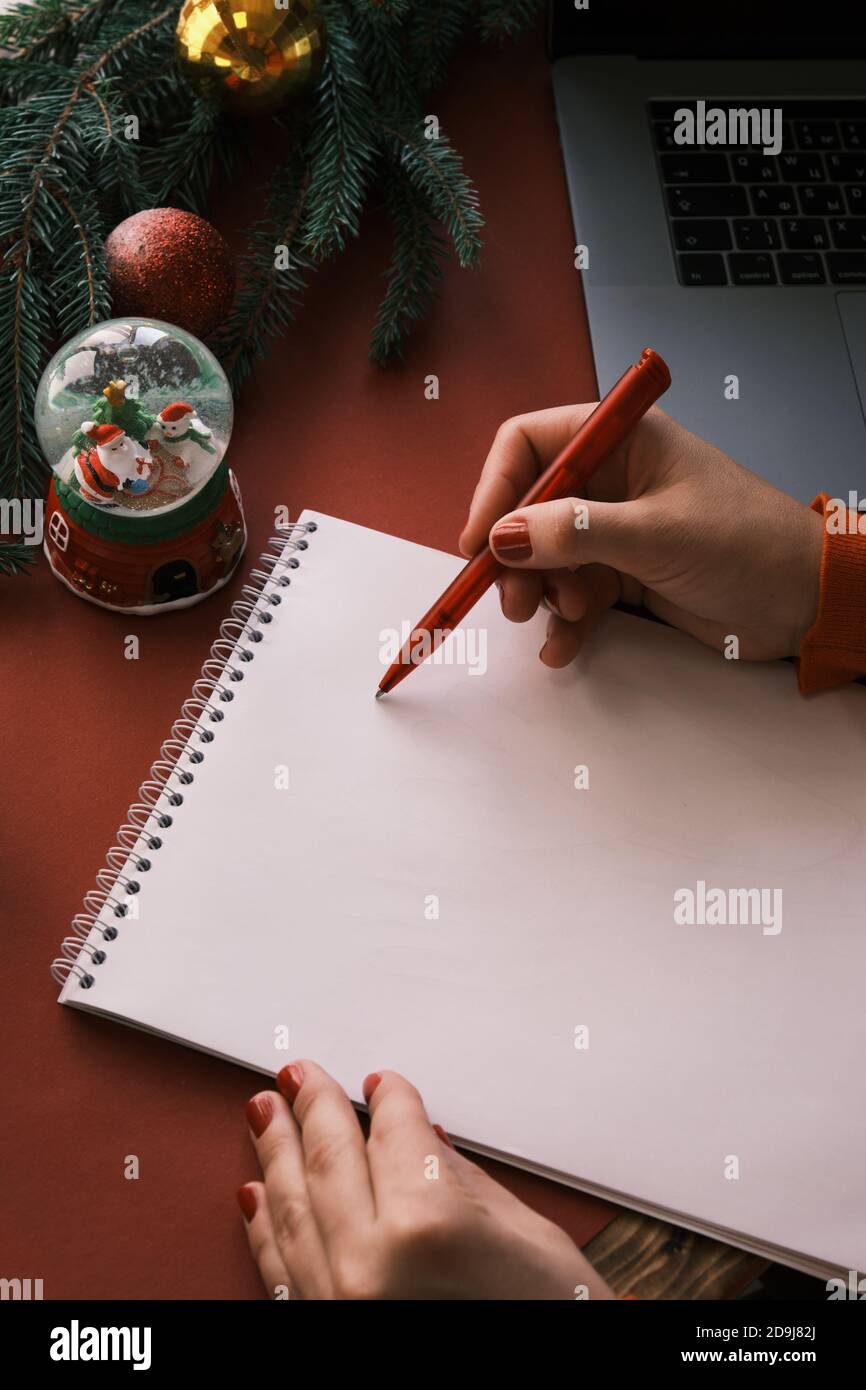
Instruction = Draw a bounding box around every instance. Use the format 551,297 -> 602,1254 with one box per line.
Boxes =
650,100 -> 866,287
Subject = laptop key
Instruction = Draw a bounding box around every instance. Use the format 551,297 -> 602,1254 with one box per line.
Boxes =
750,185 -> 797,215
830,219 -> 866,249
783,218 -> 830,249
847,185 -> 866,211
677,253 -> 728,286
779,153 -> 825,182
652,121 -> 679,150
731,153 -> 777,182
667,185 -> 748,216
777,252 -> 826,285
799,185 -> 846,215
841,121 -> 866,151
827,153 -> 866,182
733,219 -> 781,250
793,119 -> 840,151
672,219 -> 732,251
728,253 -> 777,286
826,252 -> 866,284
660,152 -> 730,183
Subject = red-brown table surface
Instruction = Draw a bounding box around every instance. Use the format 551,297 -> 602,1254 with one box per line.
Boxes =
0,27 -> 621,1298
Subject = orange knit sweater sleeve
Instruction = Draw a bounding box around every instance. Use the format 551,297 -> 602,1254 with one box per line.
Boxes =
798,493 -> 866,694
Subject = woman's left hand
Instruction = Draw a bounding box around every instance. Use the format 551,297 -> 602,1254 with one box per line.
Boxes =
238,1059 -> 613,1301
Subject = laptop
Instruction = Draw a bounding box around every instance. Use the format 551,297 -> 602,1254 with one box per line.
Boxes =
550,1 -> 866,501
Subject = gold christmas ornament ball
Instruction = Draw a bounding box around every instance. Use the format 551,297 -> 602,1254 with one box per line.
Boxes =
177,0 -> 325,115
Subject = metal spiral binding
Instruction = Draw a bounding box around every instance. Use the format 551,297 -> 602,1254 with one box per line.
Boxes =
50,520 -> 317,990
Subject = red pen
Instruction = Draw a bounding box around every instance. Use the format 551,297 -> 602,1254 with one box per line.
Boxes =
376,347 -> 671,698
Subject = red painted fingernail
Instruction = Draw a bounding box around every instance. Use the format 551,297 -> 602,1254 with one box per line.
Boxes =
490,518 -> 532,561
539,642 -> 549,662
245,1093 -> 273,1138
362,1072 -> 382,1103
237,1184 -> 257,1223
277,1063 -> 304,1104
544,584 -> 560,615
432,1123 -> 455,1151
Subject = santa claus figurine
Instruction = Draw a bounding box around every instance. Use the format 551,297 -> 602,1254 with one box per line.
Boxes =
74,421 -> 151,507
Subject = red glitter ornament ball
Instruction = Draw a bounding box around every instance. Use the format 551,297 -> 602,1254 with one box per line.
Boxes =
105,208 -> 236,339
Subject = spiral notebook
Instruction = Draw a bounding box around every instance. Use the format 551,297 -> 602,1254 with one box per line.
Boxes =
53,510 -> 866,1280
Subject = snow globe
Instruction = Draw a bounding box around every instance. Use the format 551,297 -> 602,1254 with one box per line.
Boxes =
36,317 -> 246,612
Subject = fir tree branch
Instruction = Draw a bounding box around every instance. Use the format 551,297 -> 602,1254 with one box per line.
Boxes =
369,169 -> 449,365
139,96 -> 222,213
0,261 -> 52,495
0,540 -> 37,576
377,118 -> 483,267
0,0 -> 113,60
9,3 -> 175,304
214,159 -> 312,391
407,0 -> 474,92
0,1 -> 175,496
81,2 -> 174,68
44,180 -> 99,323
301,0 -> 378,260
478,0 -> 544,41
82,77 -> 113,136
347,0 -> 418,119
352,0 -> 413,22
44,178 -> 111,333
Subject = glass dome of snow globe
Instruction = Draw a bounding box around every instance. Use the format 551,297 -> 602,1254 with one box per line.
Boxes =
35,317 -> 232,519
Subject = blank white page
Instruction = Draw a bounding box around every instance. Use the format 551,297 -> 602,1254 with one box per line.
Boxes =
61,510 -> 866,1277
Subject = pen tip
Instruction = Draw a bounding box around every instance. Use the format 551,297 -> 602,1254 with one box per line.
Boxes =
375,689 -> 387,700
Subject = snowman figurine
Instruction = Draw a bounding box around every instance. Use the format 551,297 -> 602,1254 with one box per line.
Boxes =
148,401 -> 217,484
74,421 -> 151,507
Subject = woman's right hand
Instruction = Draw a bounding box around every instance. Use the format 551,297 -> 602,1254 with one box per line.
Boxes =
459,405 -> 825,669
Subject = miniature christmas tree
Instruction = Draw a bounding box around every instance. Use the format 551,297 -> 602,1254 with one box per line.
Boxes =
71,381 -> 155,455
